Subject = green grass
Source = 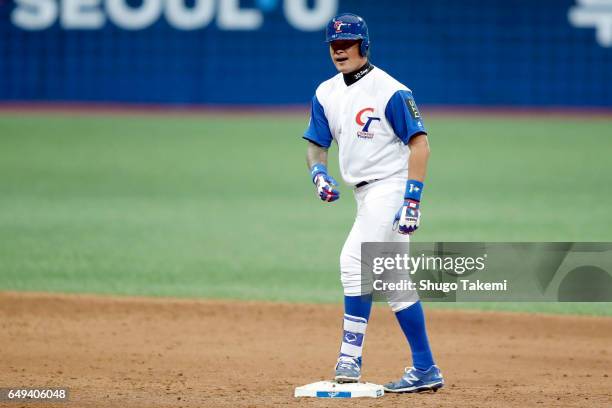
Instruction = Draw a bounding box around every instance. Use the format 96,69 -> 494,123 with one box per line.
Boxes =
0,113 -> 611,316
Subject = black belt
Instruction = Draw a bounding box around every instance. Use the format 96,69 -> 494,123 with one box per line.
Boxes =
355,179 -> 379,188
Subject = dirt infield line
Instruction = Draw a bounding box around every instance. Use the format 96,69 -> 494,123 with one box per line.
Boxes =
0,291 -> 610,408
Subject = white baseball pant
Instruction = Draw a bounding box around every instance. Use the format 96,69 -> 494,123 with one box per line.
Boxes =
339,176 -> 417,312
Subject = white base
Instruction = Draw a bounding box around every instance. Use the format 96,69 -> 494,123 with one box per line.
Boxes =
294,381 -> 384,398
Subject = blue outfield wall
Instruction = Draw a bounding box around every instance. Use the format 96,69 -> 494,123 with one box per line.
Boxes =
0,0 -> 611,107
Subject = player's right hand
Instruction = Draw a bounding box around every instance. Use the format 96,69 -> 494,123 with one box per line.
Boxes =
314,173 -> 340,202
310,163 -> 340,202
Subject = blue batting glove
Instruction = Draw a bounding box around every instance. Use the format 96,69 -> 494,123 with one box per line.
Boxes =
310,163 -> 340,203
393,180 -> 424,235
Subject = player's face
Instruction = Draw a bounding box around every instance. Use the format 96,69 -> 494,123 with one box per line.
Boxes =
329,40 -> 367,74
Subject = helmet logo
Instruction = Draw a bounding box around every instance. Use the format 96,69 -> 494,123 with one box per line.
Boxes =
334,20 -> 347,32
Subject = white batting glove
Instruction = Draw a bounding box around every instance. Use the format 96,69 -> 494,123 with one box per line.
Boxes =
393,180 -> 424,235
310,163 -> 340,203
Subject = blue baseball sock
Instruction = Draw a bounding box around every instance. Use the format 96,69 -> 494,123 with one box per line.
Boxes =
344,293 -> 373,320
394,301 -> 435,371
339,294 -> 373,364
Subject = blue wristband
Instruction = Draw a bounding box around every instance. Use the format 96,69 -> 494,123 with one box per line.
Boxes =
404,179 -> 424,201
310,163 -> 328,183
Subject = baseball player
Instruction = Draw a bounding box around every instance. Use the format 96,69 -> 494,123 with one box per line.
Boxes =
303,13 -> 444,393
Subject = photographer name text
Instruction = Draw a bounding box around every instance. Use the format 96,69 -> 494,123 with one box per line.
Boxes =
373,279 -> 508,293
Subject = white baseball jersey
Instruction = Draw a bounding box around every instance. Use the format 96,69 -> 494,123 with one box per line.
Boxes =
303,65 -> 427,186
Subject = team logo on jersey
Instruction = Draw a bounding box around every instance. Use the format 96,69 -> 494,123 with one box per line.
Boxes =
355,107 -> 380,139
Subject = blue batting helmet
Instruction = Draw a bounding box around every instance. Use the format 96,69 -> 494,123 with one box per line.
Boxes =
325,13 -> 370,57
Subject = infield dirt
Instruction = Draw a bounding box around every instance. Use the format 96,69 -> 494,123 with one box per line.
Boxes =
0,292 -> 610,407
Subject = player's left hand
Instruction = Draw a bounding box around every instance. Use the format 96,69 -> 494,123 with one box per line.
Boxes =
393,199 -> 421,235
393,179 -> 424,235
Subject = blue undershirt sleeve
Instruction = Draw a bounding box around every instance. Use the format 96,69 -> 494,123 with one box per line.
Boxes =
303,95 -> 333,148
384,90 -> 427,145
